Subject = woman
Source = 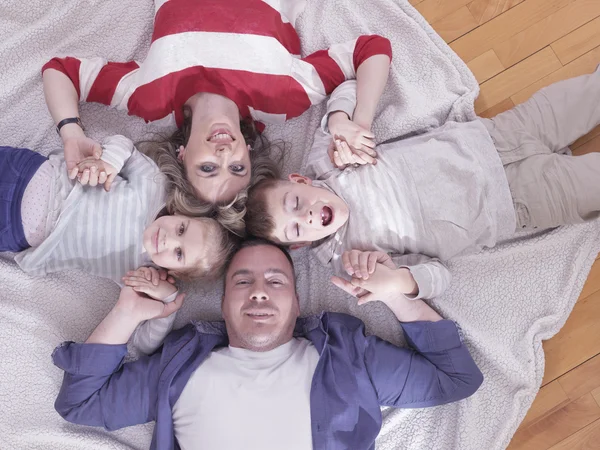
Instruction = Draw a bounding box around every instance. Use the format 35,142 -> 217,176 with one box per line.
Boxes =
42,0 -> 392,208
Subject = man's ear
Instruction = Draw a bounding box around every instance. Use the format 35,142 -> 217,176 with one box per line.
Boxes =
289,242 -> 310,250
177,145 -> 186,161
288,173 -> 312,185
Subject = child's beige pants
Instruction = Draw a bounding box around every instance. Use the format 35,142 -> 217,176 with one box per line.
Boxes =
480,66 -> 600,230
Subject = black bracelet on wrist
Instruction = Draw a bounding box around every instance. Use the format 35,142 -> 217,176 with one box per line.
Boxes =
56,117 -> 84,136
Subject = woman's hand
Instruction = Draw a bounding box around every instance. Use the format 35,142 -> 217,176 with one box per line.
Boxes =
76,157 -> 118,191
60,124 -> 103,180
327,112 -> 377,168
122,267 -> 177,302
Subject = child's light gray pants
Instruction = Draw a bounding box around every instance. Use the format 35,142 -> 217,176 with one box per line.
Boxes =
480,65 -> 600,230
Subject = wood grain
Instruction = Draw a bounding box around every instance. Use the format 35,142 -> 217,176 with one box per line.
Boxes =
468,49 -> 505,82
475,47 -> 562,113
549,418 -> 600,449
552,16 -> 600,64
478,98 -> 516,118
431,6 -> 479,43
467,0 -> 525,24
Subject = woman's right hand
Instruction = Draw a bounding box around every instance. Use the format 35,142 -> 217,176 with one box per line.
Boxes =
60,123 -> 103,179
327,111 -> 377,168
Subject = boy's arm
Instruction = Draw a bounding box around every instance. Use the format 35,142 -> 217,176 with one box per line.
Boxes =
52,287 -> 184,429
390,253 -> 452,300
333,257 -> 482,408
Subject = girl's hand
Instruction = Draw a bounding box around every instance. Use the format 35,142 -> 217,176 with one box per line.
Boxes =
114,286 -> 185,323
122,267 -> 177,301
62,133 -> 103,179
327,112 -> 377,168
76,158 -> 118,191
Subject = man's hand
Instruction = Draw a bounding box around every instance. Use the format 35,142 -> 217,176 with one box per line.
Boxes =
76,157 -> 118,191
115,286 -> 184,323
331,250 -> 418,305
122,267 -> 177,302
327,112 -> 377,168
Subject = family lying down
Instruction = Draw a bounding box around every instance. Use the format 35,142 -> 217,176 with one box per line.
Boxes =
1,0 -> 599,449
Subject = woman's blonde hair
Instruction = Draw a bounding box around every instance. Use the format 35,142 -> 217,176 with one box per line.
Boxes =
138,106 -> 285,237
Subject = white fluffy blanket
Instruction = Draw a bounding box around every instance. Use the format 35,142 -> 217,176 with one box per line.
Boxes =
1,1 -> 599,449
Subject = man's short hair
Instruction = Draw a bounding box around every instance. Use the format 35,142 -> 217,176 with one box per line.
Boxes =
223,238 -> 295,281
245,178 -> 281,241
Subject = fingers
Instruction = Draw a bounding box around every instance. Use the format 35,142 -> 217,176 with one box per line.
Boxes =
98,171 -> 108,186
357,292 -> 376,306
148,267 -> 160,286
69,167 -> 79,180
103,172 -> 117,192
352,148 -> 377,165
334,139 -> 354,166
331,276 -> 364,297
93,144 -> 103,160
122,276 -> 151,288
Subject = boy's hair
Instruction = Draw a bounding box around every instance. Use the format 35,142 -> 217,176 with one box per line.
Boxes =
170,218 -> 239,282
138,106 -> 286,238
245,178 -> 283,242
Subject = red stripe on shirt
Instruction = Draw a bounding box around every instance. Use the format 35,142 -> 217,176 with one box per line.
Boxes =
301,50 -> 346,96
42,57 -> 82,98
353,35 -> 392,69
87,61 -> 140,106
126,66 -> 310,127
153,0 -> 301,55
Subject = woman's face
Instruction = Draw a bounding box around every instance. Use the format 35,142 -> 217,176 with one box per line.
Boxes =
180,118 -> 251,204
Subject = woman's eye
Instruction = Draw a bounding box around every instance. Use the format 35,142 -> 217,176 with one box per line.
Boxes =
176,248 -> 183,261
178,223 -> 185,236
230,164 -> 245,173
200,165 -> 216,173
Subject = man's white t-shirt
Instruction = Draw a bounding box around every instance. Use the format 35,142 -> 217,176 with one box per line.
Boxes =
172,337 -> 320,450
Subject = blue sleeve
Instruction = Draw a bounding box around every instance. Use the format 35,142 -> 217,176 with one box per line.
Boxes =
52,341 -> 162,430
364,320 -> 483,408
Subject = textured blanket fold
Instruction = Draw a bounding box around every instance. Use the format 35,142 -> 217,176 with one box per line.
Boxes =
1,1 -> 599,449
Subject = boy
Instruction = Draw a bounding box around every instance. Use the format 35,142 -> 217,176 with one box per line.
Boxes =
246,67 -> 600,299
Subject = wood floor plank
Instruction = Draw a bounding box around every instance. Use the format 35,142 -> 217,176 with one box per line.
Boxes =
542,290 -> 600,385
572,135 -> 600,156
467,0 -> 525,25
519,380 -> 571,429
572,125 -> 600,149
432,6 -> 479,43
416,0 -> 472,24
511,45 -> 600,105
592,387 -> 600,407
478,98 -> 515,118
450,0 -> 575,62
549,418 -> 600,450
493,0 -> 600,68
468,49 -> 505,83
559,355 -> 600,402
578,259 -> 600,301
475,47 -> 562,113
552,16 -> 600,65
408,0 -> 425,6
508,393 -> 600,450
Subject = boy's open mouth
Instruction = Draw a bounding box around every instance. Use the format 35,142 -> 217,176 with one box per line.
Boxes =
321,206 -> 333,226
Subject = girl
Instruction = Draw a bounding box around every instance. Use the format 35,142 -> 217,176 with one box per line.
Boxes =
0,135 -> 236,353
42,0 -> 392,211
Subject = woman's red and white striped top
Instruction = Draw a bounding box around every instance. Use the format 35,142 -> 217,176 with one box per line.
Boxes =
42,0 -> 392,129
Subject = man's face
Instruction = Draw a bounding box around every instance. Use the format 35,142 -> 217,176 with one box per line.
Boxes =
222,244 -> 299,351
265,174 -> 349,245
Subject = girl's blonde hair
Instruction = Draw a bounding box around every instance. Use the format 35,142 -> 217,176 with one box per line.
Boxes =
169,218 -> 239,282
138,106 -> 285,237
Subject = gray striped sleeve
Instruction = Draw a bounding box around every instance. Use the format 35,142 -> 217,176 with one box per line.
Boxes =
391,254 -> 452,300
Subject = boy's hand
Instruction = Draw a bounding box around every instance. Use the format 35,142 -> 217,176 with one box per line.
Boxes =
327,112 -> 377,168
332,250 -> 418,305
122,267 -> 177,301
75,157 -> 118,191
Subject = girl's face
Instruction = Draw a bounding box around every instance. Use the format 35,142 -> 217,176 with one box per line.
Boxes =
143,215 -> 216,271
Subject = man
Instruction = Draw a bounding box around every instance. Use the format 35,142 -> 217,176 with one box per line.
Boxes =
52,240 -> 483,450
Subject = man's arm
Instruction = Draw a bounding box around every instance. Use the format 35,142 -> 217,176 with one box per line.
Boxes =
332,251 -> 483,408
52,287 -> 184,429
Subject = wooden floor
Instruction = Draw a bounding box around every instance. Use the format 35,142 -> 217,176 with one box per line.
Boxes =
408,0 -> 600,448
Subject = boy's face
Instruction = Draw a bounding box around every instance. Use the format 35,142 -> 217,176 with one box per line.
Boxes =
143,215 -> 215,271
265,174 -> 349,245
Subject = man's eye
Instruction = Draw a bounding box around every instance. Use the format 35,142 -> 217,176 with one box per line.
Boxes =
236,280 -> 250,285
178,223 -> 185,236
200,165 -> 216,173
296,223 -> 300,237
176,248 -> 183,261
230,164 -> 245,173
295,196 -> 299,210
269,279 -> 283,286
